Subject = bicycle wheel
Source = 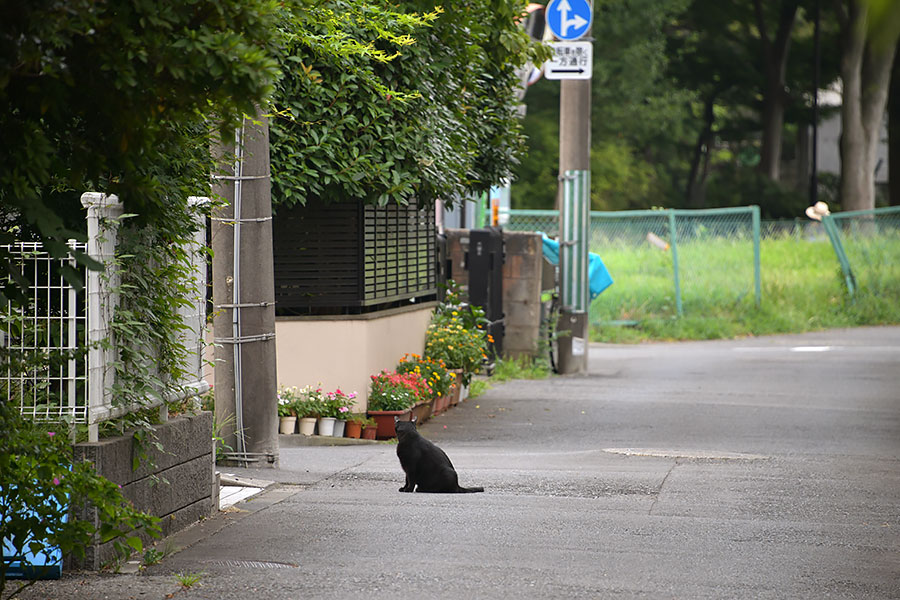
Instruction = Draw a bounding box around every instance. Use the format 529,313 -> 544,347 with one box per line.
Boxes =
541,294 -> 560,374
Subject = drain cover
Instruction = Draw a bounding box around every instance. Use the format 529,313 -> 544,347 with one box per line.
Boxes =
208,560 -> 298,569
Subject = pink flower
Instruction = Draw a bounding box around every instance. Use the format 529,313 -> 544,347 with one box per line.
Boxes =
335,388 -> 343,395
52,477 -> 60,486
47,431 -> 56,437
339,406 -> 349,413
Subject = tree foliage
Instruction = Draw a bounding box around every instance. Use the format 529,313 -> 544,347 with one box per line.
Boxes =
270,0 -> 544,208
514,0 -> 876,218
0,0 -> 280,299
514,0 -> 693,211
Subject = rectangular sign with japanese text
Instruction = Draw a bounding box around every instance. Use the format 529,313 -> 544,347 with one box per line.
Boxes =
544,41 -> 593,80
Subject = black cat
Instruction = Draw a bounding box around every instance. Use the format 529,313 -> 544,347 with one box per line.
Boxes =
394,417 -> 484,493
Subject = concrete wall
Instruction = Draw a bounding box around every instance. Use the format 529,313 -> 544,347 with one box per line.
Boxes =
446,229 -> 544,358
275,303 -> 436,411
73,412 -> 215,569
502,232 -> 544,357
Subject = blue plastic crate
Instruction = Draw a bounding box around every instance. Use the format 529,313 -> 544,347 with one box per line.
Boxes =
2,488 -> 66,580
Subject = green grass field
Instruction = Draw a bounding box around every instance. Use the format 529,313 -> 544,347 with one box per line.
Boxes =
589,232 -> 900,343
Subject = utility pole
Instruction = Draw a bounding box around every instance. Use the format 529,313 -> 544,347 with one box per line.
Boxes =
211,110 -> 278,466
545,0 -> 593,374
556,79 -> 591,374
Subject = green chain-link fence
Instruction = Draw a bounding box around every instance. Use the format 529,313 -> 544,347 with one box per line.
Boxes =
505,205 -> 900,326
504,207 -> 761,324
821,206 -> 900,301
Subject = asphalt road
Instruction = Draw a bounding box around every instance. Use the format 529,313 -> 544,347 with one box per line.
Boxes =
16,327 -> 900,599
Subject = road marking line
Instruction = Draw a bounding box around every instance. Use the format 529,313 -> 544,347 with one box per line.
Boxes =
219,485 -> 263,509
603,448 -> 768,460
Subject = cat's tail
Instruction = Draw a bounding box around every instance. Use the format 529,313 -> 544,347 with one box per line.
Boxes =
457,485 -> 484,493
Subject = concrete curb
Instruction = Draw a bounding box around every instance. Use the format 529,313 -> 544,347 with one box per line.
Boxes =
277,433 -> 382,447
145,484 -> 299,559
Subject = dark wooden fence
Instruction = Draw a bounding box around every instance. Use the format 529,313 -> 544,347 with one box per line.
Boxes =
273,200 -> 436,315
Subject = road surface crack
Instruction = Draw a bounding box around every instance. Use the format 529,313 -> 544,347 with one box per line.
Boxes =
648,459 -> 678,515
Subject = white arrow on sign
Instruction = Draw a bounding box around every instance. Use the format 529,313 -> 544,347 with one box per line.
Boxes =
556,0 -> 589,37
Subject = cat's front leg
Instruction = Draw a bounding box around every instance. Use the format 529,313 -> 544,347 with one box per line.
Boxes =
399,473 -> 415,492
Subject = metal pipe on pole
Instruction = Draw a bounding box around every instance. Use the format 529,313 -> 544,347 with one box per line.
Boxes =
211,110 -> 279,467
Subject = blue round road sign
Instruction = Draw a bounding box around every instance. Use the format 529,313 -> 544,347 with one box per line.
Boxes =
546,0 -> 593,41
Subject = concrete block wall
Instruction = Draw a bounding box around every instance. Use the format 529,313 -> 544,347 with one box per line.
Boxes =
501,232 -> 544,357
446,229 -> 543,358
73,412 -> 215,569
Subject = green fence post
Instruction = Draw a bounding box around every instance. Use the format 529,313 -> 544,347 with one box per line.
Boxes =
560,170 -> 590,313
668,210 -> 683,316
822,214 -> 857,296
752,205 -> 761,307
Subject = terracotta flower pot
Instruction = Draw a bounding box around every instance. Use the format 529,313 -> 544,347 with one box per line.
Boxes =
367,409 -> 411,439
345,421 -> 362,439
361,424 -> 378,440
410,400 -> 433,424
431,394 -> 445,416
448,369 -> 464,406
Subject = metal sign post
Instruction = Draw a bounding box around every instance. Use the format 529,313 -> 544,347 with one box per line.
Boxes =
551,1 -> 592,374
556,80 -> 591,374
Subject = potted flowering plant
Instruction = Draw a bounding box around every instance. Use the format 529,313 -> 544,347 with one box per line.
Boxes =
292,385 -> 325,435
344,413 -> 368,439
277,386 -> 300,434
326,389 -> 357,437
424,316 -> 488,386
424,281 -> 489,388
396,353 -> 452,415
367,370 -> 429,438
360,416 -> 378,440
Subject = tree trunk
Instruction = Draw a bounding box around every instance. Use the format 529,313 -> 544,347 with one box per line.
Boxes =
838,0 -> 899,211
889,45 -> 900,206
755,0 -> 799,182
686,93 -> 716,208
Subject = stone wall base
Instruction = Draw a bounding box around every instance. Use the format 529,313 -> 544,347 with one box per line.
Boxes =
72,412 -> 215,569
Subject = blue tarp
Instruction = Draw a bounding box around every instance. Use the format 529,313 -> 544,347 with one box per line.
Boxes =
541,234 -> 613,299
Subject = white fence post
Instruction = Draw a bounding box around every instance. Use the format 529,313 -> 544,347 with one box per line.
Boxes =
184,197 -> 211,406
81,192 -> 123,443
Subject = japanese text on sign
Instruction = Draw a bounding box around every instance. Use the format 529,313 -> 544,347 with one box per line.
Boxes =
544,41 -> 593,80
